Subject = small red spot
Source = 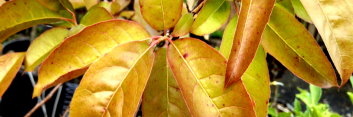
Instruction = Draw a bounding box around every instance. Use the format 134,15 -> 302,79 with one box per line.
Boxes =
183,53 -> 189,58
51,62 -> 54,64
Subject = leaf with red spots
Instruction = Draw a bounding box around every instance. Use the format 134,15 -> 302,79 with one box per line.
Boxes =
262,5 -> 338,88
139,0 -> 183,31
33,20 -> 150,97
142,48 -> 191,117
0,52 -> 25,98
225,0 -> 275,87
70,40 -> 155,116
167,38 -> 269,116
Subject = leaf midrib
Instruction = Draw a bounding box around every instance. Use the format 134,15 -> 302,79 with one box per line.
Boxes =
102,43 -> 152,116
170,42 -> 222,116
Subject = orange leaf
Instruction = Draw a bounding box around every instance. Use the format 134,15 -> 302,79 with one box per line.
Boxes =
70,40 -> 154,116
225,0 -> 275,87
33,20 -> 150,97
0,52 -> 25,98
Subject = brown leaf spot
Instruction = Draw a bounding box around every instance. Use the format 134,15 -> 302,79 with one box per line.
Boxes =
51,62 -> 54,64
183,53 -> 189,58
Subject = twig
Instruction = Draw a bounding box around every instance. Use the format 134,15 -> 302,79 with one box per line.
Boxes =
192,0 -> 206,14
27,72 -> 48,117
25,84 -> 62,117
62,107 -> 70,117
51,85 -> 63,117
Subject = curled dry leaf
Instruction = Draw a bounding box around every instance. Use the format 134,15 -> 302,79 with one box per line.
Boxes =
70,40 -> 154,117
140,0 -> 183,31
225,0 -> 275,87
25,27 -> 69,72
0,0 -> 73,42
142,48 -> 191,117
191,0 -> 230,36
167,38 -> 269,116
33,20 -> 150,97
300,0 -> 353,86
0,52 -> 25,98
261,5 -> 338,88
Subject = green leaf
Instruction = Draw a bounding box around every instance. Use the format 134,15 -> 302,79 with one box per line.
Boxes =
70,40 -> 155,116
309,84 -> 322,105
293,99 -> 302,115
0,0 -> 73,42
171,13 -> 194,37
241,46 -> 271,117
0,52 -> 25,98
80,7 -> 113,26
261,5 -> 338,88
296,88 -> 312,109
220,15 -> 238,59
300,0 -> 353,86
33,20 -> 150,97
140,0 -> 183,31
191,0 -> 230,36
167,38 -> 257,116
291,0 -> 311,23
142,48 -> 191,117
225,0 -> 275,87
25,27 -> 69,72
276,0 -> 294,14
347,92 -> 353,104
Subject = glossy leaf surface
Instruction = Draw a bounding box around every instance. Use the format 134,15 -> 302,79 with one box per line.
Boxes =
80,7 -> 113,26
70,40 -> 154,116
140,0 -> 183,31
142,48 -> 190,117
69,0 -> 85,9
261,5 -> 338,88
225,0 -> 275,87
0,52 -> 25,98
83,0 -> 99,9
191,0 -> 230,36
300,0 -> 353,86
0,0 -> 72,42
167,38 -> 257,116
220,15 -> 238,59
171,13 -> 194,37
33,20 -> 150,97
25,27 -> 69,72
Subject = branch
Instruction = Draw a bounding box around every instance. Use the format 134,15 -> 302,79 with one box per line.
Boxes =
25,84 -> 62,117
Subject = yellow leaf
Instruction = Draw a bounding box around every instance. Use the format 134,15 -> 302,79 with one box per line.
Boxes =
172,13 -> 194,37
300,0 -> 353,86
0,0 -> 73,42
226,0 -> 275,87
0,52 -> 25,98
140,0 -> 183,31
80,7 -> 113,26
220,15 -> 238,59
70,40 -> 154,116
262,5 -> 338,88
69,0 -> 85,9
142,48 -> 191,117
167,38 -> 257,116
191,0 -> 230,36
33,20 -> 150,97
25,27 -> 69,72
